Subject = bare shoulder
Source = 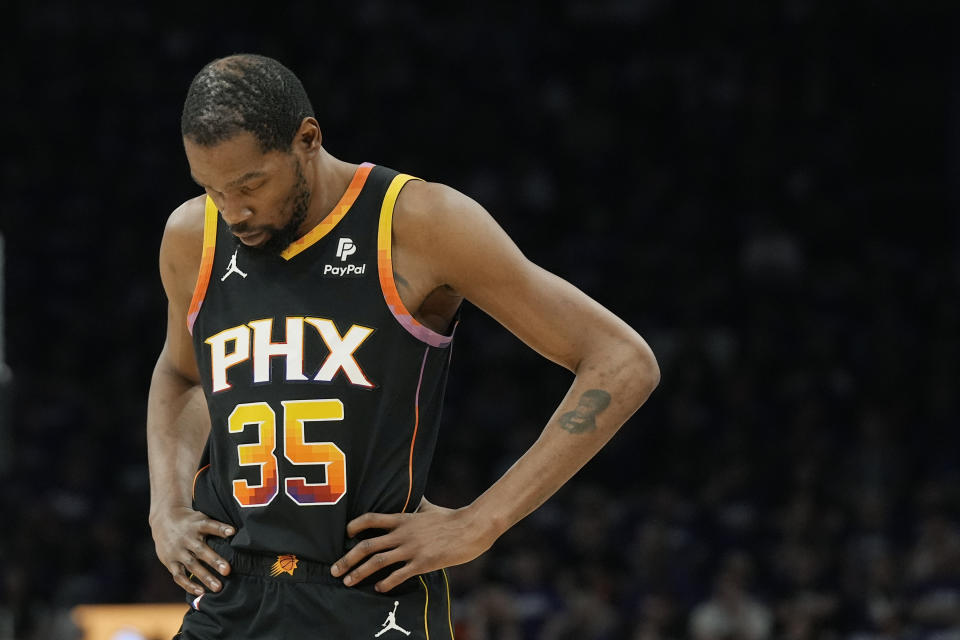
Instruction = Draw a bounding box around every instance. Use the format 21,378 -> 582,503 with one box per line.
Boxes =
392,180 -> 488,299
160,194 -> 207,301
392,179 -> 520,264
164,194 -> 206,250
392,179 -> 471,240
392,178 -> 527,292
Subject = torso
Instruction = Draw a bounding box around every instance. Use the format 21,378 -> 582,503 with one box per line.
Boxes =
181,163 -> 459,562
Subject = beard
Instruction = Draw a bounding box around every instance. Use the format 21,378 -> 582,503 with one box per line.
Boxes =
235,162 -> 312,256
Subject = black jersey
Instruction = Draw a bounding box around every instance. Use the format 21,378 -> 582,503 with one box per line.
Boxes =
187,163 -> 456,563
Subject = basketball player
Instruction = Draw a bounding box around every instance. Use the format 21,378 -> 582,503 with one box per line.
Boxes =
147,54 -> 659,639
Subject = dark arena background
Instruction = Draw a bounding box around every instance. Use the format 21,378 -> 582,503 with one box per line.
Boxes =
2,2 -> 959,639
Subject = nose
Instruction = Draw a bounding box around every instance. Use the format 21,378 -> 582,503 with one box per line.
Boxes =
217,197 -> 254,227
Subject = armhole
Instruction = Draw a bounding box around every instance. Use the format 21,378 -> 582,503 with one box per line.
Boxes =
377,175 -> 454,348
186,197 -> 219,335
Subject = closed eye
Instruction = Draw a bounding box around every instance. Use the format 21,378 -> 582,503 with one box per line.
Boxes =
240,181 -> 265,195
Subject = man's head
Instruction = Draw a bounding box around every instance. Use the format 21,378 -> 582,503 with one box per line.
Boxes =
181,54 -> 320,254
181,53 -> 313,153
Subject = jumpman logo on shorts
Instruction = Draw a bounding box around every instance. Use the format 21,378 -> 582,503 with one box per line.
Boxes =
221,249 -> 248,281
374,601 -> 410,637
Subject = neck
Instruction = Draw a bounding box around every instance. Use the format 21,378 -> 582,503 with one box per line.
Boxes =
297,149 -> 357,237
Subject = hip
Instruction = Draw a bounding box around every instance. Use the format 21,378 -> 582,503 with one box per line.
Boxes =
177,541 -> 454,640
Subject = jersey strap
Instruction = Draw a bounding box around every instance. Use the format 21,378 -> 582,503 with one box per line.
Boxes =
376,174 -> 453,348
187,196 -> 220,334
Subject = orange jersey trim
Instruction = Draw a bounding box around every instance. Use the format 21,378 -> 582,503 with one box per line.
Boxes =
401,348 -> 430,513
186,197 -> 219,335
280,162 -> 374,260
376,175 -> 453,348
192,463 -> 211,501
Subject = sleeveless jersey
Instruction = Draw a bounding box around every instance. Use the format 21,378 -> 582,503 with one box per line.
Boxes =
187,163 -> 456,563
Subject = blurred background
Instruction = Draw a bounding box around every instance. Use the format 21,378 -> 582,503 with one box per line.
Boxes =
2,1 -> 959,638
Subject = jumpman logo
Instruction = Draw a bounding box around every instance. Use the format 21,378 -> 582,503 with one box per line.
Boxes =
374,601 -> 410,637
221,249 -> 248,281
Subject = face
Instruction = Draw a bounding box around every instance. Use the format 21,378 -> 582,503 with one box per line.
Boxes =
184,131 -> 312,255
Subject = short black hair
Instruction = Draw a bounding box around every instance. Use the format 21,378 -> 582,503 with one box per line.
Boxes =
181,54 -> 314,153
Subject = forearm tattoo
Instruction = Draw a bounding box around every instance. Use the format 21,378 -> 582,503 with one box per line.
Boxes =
558,389 -> 612,434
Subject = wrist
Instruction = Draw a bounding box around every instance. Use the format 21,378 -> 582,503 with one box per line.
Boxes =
461,500 -> 509,547
148,500 -> 191,525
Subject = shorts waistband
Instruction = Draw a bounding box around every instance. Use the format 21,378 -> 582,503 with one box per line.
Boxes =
208,537 -> 336,583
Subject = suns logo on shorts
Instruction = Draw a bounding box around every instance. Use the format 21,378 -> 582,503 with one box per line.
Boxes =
270,554 -> 299,577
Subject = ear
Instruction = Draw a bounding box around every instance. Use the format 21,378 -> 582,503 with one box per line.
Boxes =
294,117 -> 322,158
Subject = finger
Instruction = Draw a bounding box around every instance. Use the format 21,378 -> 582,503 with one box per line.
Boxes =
170,564 -> 205,597
182,555 -> 223,592
375,563 -> 420,594
198,518 -> 235,538
331,535 -> 395,578
346,512 -> 404,538
189,538 -> 231,577
342,550 -> 403,587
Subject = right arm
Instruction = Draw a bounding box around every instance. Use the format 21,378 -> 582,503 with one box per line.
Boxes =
146,197 -> 233,596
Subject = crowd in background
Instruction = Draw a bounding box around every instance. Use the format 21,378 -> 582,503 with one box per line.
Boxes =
2,1 -> 958,638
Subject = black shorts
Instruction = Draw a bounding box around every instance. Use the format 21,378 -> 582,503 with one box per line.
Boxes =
176,538 -> 455,640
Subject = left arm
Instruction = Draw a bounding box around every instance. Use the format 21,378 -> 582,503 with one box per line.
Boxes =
331,181 -> 660,591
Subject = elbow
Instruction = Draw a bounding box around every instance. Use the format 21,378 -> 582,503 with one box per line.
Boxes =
578,331 -> 660,402
642,344 -> 661,396
628,337 -> 660,400
646,349 -> 661,394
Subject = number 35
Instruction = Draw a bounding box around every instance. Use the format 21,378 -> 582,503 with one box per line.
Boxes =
227,399 -> 347,507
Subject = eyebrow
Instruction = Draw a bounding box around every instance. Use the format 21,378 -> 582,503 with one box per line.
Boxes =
226,171 -> 267,189
190,170 -> 267,190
